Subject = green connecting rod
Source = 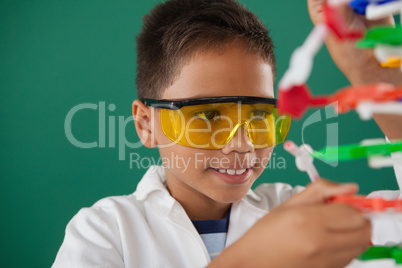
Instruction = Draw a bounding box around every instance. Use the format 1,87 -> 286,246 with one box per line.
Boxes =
359,245 -> 402,264
311,140 -> 402,162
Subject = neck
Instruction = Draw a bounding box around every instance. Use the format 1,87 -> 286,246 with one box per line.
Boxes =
165,177 -> 231,221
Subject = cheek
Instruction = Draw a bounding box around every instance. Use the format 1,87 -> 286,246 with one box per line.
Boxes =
254,147 -> 274,169
158,143 -> 208,172
156,131 -> 173,147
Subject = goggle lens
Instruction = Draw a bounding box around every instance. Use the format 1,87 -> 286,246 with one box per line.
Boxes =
159,102 -> 291,149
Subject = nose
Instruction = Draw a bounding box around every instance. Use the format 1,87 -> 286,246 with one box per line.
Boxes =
221,122 -> 255,154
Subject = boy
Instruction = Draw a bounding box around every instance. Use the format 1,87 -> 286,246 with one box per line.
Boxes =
53,0 -> 402,267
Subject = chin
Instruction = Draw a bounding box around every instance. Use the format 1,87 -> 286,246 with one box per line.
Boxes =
209,187 -> 250,204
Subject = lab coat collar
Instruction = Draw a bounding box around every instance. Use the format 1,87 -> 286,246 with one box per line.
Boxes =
135,165 -> 269,248
136,165 -> 265,203
226,195 -> 267,247
135,166 -> 211,264
135,165 -> 170,201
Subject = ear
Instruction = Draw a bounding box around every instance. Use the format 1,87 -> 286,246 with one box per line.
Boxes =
132,99 -> 158,148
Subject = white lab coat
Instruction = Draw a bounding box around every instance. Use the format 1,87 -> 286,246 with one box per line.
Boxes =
53,156 -> 402,268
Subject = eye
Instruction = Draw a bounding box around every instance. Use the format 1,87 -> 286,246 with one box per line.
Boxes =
195,110 -> 220,120
250,110 -> 270,119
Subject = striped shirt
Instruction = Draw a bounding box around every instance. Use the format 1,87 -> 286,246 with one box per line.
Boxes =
191,211 -> 230,260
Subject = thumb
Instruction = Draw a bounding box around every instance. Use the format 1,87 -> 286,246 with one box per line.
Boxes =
307,1 -> 361,28
284,179 -> 359,207
307,0 -> 326,25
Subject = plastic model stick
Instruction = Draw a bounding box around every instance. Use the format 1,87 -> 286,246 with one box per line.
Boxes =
324,4 -> 364,39
356,101 -> 402,120
358,27 -> 402,48
279,25 -> 329,91
331,194 -> 402,212
330,83 -> 402,113
359,245 -> 402,264
279,2 -> 402,117
374,45 -> 402,68
358,26 -> 402,70
369,154 -> 402,168
279,1 -> 402,117
278,84 -> 330,118
349,0 -> 400,15
284,141 -> 320,182
311,139 -> 402,162
278,82 -> 402,118
366,0 -> 402,20
361,137 -> 402,168
278,3 -> 363,91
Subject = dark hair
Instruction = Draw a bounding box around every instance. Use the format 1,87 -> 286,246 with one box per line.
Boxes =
135,0 -> 276,100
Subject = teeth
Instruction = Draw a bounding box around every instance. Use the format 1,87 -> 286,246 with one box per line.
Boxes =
236,169 -> 247,175
216,169 -> 247,175
227,169 -> 236,175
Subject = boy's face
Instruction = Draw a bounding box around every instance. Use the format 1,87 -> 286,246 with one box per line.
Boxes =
151,44 -> 275,215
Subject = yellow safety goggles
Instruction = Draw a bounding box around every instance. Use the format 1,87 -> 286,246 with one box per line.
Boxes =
142,96 -> 292,149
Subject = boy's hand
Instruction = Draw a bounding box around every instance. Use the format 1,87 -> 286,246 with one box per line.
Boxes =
210,180 -> 371,268
308,1 -> 402,140
307,0 -> 402,86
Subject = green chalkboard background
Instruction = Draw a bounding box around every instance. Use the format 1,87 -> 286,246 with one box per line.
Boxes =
1,1 -> 399,267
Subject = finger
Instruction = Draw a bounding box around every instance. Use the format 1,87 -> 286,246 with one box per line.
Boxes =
294,211 -> 371,268
307,0 -> 326,24
309,1 -> 395,28
325,244 -> 370,268
318,226 -> 371,268
307,1 -> 356,25
327,219 -> 372,245
363,14 -> 395,28
321,203 -> 369,231
330,220 -> 372,243
289,204 -> 369,232
286,180 -> 359,207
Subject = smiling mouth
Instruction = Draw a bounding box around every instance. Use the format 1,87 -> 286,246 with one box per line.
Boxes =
209,167 -> 252,185
211,168 -> 249,175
